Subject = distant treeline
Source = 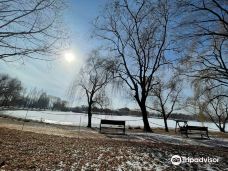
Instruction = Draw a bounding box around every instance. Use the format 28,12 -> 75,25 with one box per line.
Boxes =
0,74 -> 68,111
71,106 -> 145,116
71,106 -> 200,121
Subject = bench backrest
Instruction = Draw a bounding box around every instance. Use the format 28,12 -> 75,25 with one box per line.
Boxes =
186,126 -> 208,131
100,119 -> 125,125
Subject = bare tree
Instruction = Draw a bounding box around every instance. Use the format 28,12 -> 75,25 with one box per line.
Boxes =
148,75 -> 182,132
204,96 -> 228,133
184,79 -> 228,132
94,0 -> 173,132
0,74 -> 23,107
192,81 -> 228,132
0,0 -> 66,63
184,97 -> 205,122
0,74 -> 10,96
26,88 -> 43,109
37,92 -> 50,110
51,97 -> 68,111
69,50 -> 112,128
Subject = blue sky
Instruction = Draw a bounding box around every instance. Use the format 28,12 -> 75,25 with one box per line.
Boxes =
0,0 -> 193,110
0,0 -> 133,109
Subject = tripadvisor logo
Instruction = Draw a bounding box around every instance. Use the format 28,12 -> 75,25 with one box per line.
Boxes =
171,155 -> 182,165
171,155 -> 219,165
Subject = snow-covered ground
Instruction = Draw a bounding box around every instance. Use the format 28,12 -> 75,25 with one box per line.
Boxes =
1,127 -> 227,171
1,110 -> 225,132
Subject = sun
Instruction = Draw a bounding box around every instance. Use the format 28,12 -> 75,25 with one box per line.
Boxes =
64,51 -> 75,63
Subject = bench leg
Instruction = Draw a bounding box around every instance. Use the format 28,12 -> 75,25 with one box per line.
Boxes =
100,124 -> 102,133
206,131 -> 210,139
186,131 -> 189,138
202,131 -> 210,139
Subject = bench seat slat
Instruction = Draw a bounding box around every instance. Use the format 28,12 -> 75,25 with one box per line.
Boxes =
186,126 -> 208,131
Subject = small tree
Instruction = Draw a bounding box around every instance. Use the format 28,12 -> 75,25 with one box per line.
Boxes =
70,50 -> 112,128
204,97 -> 228,133
202,86 -> 228,133
189,80 -> 228,132
149,75 -> 182,132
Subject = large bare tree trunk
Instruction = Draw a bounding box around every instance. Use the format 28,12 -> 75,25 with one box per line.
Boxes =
139,102 -> 152,132
87,103 -> 92,128
219,127 -> 225,133
163,117 -> 169,132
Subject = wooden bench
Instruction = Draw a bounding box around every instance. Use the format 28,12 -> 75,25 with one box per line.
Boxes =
100,119 -> 126,134
180,126 -> 209,139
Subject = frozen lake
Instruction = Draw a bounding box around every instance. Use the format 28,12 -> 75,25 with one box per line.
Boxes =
1,110 -> 224,132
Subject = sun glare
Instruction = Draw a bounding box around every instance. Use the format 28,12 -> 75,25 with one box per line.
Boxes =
64,51 -> 75,63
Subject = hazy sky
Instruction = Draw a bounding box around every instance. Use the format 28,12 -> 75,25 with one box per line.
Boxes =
0,0 -> 193,110
0,0 -> 135,109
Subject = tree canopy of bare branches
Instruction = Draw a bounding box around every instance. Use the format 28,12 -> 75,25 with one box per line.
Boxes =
177,0 -> 228,98
94,0 -> 174,132
177,0 -> 228,38
0,0 -> 66,63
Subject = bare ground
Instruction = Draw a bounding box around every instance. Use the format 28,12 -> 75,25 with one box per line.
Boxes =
0,116 -> 228,170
